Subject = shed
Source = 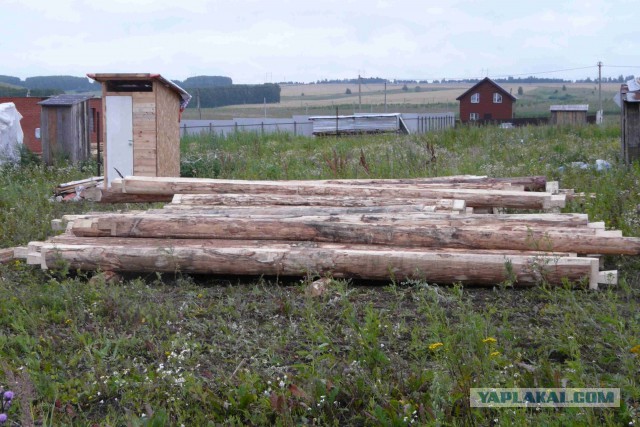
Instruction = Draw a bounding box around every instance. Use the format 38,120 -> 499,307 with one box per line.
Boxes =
619,79 -> 640,164
38,94 -> 92,165
87,73 -> 191,187
308,113 -> 410,136
549,104 -> 589,126
456,77 -> 516,123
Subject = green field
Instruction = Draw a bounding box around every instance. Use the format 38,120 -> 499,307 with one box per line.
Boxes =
181,82 -> 622,120
1,124 -> 639,425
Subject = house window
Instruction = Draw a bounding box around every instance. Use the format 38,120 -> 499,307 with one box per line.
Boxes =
471,93 -> 480,103
470,113 -> 479,121
493,93 -> 503,103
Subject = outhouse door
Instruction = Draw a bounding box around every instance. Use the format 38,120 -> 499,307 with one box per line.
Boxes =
106,96 -> 133,186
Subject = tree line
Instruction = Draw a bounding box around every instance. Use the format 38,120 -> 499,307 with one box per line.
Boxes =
188,84 -> 281,108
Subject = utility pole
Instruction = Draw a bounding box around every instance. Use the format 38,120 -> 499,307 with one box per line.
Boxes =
197,89 -> 201,119
384,81 -> 387,113
598,61 -> 603,124
358,74 -> 362,112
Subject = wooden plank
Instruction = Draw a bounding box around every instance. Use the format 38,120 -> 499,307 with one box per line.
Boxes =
155,82 -> 181,177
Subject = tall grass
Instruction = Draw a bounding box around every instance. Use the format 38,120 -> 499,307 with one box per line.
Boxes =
1,123 -> 639,425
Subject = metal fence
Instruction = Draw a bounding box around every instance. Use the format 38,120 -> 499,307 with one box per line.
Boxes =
180,113 -> 455,138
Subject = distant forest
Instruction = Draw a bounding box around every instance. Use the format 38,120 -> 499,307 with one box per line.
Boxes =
0,74 -> 281,107
307,75 -> 636,85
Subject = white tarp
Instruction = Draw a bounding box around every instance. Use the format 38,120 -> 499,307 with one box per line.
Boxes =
0,102 -> 24,165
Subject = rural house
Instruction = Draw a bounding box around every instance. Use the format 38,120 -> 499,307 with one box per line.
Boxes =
456,77 -> 516,123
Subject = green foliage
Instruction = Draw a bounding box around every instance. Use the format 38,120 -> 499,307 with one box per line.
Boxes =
176,75 -> 233,88
0,87 -> 63,97
186,84 -> 281,108
0,75 -> 22,86
24,75 -> 99,91
1,124 -> 640,425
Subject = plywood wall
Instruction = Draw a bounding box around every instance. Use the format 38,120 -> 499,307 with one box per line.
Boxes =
132,91 -> 157,176
154,82 -> 181,177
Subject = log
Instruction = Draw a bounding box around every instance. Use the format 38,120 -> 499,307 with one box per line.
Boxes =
39,238 -> 598,287
154,204 -> 461,217
170,193 -> 465,209
70,213 -> 639,254
159,208 -> 590,228
0,248 -> 14,264
46,233 -> 578,257
81,185 -> 172,203
121,176 -> 564,210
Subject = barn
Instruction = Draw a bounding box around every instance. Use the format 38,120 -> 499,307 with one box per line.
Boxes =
87,73 -> 191,187
549,105 -> 589,126
456,77 -> 516,123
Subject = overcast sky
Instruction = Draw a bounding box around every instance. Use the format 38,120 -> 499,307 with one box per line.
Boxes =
2,0 -> 638,84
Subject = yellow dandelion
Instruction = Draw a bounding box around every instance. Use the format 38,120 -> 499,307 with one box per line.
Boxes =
197,293 -> 204,299
482,337 -> 497,344
630,345 -> 640,354
65,319 -> 72,325
429,342 -> 444,351
490,351 -> 501,357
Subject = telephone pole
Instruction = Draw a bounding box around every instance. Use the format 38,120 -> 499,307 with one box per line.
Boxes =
358,74 -> 362,112
598,61 -> 603,124
384,81 -> 387,113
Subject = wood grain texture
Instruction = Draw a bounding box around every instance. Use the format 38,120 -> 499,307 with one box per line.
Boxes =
40,237 -> 597,286
154,81 -> 180,177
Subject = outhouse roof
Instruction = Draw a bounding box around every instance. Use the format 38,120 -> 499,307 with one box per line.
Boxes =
549,104 -> 589,111
87,73 -> 192,109
38,94 -> 93,106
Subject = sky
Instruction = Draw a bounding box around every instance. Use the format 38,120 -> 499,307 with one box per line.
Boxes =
1,0 -> 639,84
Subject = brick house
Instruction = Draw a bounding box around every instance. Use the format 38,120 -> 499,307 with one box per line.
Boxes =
0,97 -> 46,153
456,77 -> 516,123
0,96 -> 103,155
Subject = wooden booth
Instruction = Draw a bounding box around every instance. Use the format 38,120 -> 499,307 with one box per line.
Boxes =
620,80 -> 640,164
39,94 -> 92,165
87,73 -> 191,187
549,105 -> 588,126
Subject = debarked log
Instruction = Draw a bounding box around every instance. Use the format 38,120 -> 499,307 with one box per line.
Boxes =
39,238 -> 599,287
120,176 -> 564,210
69,214 -> 640,254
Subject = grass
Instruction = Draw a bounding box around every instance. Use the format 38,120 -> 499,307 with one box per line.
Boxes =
1,123 -> 640,425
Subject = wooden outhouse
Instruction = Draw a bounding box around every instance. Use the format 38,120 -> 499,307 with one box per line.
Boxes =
549,105 -> 588,126
39,94 -> 92,165
87,73 -> 191,187
620,80 -> 640,164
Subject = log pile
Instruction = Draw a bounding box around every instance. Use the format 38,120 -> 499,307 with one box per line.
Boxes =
22,175 -> 631,289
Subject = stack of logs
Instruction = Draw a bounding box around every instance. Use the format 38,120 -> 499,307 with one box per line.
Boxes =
20,175 -> 632,289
